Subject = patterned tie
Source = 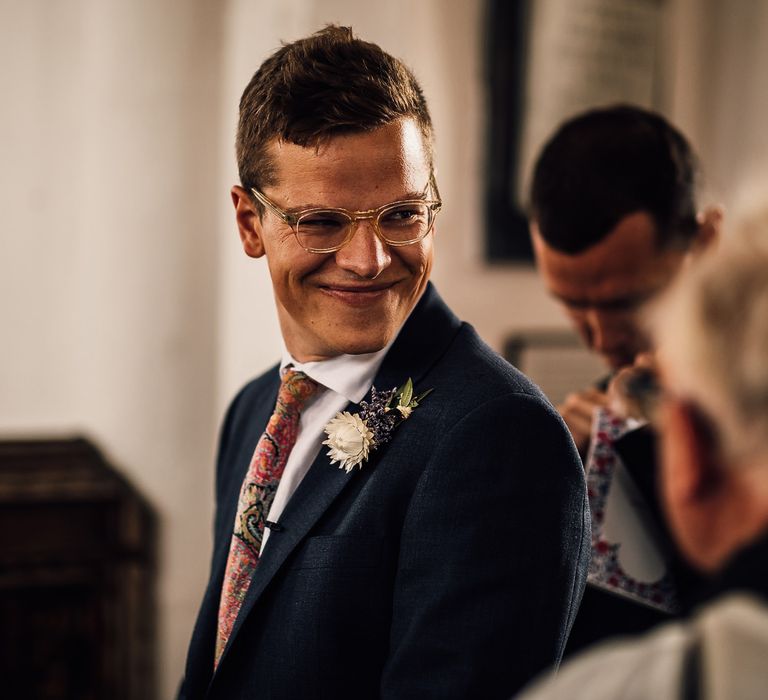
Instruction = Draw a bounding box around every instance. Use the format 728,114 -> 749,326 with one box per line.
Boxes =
215,369 -> 319,667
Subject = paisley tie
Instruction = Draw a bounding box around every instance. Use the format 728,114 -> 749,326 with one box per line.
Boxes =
215,369 -> 319,667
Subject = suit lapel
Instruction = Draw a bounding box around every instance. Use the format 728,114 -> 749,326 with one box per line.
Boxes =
212,371 -> 282,592
190,372 -> 280,688
213,283 -> 462,676
373,282 -> 462,391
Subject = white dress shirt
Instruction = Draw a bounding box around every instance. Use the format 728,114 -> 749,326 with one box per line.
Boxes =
259,340 -> 394,553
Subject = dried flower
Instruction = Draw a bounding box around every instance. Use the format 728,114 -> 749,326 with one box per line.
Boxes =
323,377 -> 432,471
323,411 -> 374,472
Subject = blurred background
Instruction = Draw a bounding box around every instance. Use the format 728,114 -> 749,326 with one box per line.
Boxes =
2,0 -> 767,697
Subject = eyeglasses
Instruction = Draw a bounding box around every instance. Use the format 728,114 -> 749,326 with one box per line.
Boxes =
250,172 -> 442,254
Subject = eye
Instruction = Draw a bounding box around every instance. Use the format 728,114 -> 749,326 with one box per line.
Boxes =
380,203 -> 428,227
297,212 -> 348,231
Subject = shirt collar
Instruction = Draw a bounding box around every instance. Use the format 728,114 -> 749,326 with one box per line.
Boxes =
279,338 -> 395,404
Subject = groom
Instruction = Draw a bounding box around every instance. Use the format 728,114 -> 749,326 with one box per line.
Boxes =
180,26 -> 589,700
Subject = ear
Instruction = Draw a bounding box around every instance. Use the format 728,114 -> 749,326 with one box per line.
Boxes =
692,204 -> 724,254
232,185 -> 266,258
661,398 -> 722,504
659,397 -> 724,570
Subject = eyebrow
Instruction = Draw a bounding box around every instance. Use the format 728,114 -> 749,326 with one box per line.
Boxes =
552,290 -> 658,311
283,190 -> 428,214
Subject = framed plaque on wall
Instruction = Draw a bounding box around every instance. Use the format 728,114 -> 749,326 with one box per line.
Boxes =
484,0 -> 667,262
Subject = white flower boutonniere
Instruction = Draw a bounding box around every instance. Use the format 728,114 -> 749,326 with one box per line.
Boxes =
323,412 -> 374,473
323,378 -> 433,473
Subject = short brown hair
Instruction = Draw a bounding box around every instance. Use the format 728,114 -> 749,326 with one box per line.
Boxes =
236,25 -> 434,192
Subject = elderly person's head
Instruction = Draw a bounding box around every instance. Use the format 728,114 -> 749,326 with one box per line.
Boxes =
652,196 -> 768,572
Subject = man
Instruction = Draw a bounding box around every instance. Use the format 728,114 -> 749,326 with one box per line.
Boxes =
530,106 -> 720,454
519,195 -> 768,699
180,26 -> 589,699
528,106 -> 720,652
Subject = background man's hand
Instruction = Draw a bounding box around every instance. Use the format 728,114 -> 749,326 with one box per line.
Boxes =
557,387 -> 609,457
607,353 -> 661,422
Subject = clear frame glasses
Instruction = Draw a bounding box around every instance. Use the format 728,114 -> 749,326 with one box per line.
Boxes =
250,172 -> 442,254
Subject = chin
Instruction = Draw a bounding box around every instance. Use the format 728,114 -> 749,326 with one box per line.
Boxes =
333,332 -> 392,357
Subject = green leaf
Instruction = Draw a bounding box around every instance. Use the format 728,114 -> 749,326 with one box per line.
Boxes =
414,388 -> 434,404
400,377 -> 414,406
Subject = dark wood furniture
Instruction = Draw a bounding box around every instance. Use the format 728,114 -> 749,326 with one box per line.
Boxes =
0,438 -> 156,700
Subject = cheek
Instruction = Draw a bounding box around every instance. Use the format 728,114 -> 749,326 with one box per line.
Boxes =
400,238 -> 433,277
266,242 -> 329,285
564,309 -> 593,339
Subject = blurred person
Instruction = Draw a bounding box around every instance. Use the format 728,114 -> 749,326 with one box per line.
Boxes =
530,105 -> 720,454
179,26 -> 589,699
528,105 -> 721,654
518,190 -> 768,700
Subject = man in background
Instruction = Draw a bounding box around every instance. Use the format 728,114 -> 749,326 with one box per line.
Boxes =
528,106 -> 720,652
519,192 -> 768,699
180,26 -> 589,699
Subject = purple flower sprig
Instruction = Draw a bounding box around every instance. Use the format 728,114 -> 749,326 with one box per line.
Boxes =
359,378 -> 433,449
359,387 -> 399,447
324,377 -> 432,472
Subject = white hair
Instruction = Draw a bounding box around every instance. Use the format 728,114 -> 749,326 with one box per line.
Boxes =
652,192 -> 768,464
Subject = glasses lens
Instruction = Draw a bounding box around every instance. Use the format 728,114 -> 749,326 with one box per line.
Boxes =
296,211 -> 352,251
377,202 -> 433,244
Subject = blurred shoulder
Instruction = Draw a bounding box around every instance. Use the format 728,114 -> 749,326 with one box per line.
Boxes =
517,620 -> 690,700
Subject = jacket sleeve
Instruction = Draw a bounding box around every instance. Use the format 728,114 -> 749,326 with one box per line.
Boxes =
381,391 -> 590,699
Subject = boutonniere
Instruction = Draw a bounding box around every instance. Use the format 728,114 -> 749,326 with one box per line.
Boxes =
322,378 -> 433,473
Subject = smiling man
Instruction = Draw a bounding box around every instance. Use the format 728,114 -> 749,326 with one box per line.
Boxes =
179,26 -> 589,700
237,118 -> 434,361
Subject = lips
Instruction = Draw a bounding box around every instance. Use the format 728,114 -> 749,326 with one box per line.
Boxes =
318,281 -> 397,306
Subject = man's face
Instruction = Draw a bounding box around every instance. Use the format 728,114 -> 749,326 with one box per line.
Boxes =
234,118 -> 434,362
531,212 -> 688,370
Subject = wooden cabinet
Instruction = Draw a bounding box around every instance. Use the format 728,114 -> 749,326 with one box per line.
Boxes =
0,438 -> 156,700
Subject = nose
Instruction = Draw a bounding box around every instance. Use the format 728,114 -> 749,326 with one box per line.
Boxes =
333,220 -> 391,279
583,308 -> 620,355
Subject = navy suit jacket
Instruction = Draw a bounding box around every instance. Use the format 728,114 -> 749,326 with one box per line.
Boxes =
180,284 -> 589,699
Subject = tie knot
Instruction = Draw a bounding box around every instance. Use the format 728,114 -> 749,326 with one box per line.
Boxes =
278,369 -> 319,413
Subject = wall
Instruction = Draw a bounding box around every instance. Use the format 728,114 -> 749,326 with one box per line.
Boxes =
666,0 -> 768,204
1,2 -> 222,697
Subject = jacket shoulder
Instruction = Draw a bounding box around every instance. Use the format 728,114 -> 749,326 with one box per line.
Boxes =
430,322 -> 552,411
221,364 -> 280,436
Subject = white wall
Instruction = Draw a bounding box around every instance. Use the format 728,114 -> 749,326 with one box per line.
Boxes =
666,0 -> 768,205
1,2 -> 222,697
3,1 -> 768,697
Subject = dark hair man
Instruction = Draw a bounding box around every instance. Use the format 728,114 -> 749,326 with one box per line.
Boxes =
528,106 -> 721,654
529,105 -> 721,455
179,26 -> 589,699
519,194 -> 768,700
